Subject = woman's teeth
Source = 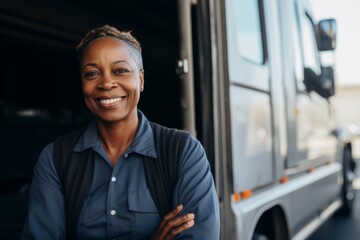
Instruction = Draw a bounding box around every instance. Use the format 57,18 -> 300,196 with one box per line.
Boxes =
99,97 -> 123,104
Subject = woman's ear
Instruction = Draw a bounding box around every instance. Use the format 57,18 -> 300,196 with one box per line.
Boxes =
140,70 -> 145,92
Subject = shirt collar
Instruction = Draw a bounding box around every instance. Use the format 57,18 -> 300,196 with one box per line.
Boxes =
73,110 -> 157,159
131,110 -> 157,159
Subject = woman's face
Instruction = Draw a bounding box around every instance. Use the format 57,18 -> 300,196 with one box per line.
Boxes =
80,37 -> 144,124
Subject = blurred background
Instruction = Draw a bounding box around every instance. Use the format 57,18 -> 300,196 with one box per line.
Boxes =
311,0 -> 360,158
309,1 -> 360,239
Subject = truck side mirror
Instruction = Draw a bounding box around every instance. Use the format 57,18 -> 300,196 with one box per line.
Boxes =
304,66 -> 335,98
317,18 -> 337,51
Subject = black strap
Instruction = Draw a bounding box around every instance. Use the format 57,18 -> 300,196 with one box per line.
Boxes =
143,122 -> 190,217
53,128 -> 94,240
53,122 -> 189,239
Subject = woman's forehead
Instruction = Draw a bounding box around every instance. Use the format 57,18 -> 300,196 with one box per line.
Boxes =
81,37 -> 142,71
85,37 -> 130,54
82,38 -> 135,63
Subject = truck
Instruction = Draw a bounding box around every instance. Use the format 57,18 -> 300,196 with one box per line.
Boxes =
0,0 -> 356,239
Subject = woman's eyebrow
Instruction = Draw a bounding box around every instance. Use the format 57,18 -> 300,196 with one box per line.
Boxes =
82,61 -> 130,70
83,63 -> 98,68
81,63 -> 98,70
112,60 -> 129,65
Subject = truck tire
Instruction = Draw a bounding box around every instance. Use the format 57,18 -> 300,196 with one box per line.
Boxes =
338,146 -> 356,216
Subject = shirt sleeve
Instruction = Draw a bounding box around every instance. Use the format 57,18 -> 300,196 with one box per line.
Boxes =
173,135 -> 220,240
22,143 -> 66,240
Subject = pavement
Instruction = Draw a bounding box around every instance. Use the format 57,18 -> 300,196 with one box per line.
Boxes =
308,158 -> 360,240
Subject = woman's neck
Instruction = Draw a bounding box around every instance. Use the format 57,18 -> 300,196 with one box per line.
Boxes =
96,113 -> 139,166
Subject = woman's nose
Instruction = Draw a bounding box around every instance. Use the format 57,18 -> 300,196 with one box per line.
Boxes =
98,73 -> 116,90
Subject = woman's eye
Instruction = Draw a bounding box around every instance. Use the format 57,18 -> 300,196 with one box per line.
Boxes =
83,71 -> 99,79
114,68 -> 130,75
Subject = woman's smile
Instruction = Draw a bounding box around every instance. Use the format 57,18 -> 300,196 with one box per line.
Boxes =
95,95 -> 127,108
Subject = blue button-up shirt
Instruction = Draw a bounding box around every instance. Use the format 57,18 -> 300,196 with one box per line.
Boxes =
22,111 -> 220,239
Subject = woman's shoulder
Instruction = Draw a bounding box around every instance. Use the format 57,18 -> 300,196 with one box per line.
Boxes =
149,121 -> 202,155
149,121 -> 193,139
33,142 -> 61,185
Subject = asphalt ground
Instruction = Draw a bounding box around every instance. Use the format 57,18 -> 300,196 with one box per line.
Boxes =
308,157 -> 360,240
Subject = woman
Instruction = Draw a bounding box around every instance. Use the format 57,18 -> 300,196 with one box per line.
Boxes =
22,25 -> 220,239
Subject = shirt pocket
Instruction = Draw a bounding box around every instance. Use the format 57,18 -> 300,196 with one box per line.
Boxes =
128,189 -> 162,239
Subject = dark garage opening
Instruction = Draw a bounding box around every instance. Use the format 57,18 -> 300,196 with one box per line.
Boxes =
0,0 -> 182,238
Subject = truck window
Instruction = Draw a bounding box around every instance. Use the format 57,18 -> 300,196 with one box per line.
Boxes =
292,4 -> 306,91
234,0 -> 264,64
301,14 -> 321,76
225,0 -> 269,90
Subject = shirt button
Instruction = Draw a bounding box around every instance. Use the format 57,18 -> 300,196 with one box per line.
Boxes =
110,210 -> 116,216
111,177 -> 116,182
124,153 -> 128,158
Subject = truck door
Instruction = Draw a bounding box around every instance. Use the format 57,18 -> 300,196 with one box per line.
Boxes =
286,0 -> 337,169
224,0 -> 274,192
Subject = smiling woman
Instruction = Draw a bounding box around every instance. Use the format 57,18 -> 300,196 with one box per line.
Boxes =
0,0 -> 217,238
21,25 -> 220,240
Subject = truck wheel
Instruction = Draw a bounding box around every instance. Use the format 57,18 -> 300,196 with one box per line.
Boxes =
338,146 -> 356,216
252,233 -> 269,240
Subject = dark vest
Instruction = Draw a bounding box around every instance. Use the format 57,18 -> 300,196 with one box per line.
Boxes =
53,122 -> 189,240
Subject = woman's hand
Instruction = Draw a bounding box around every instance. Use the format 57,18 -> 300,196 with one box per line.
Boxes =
149,204 -> 195,240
